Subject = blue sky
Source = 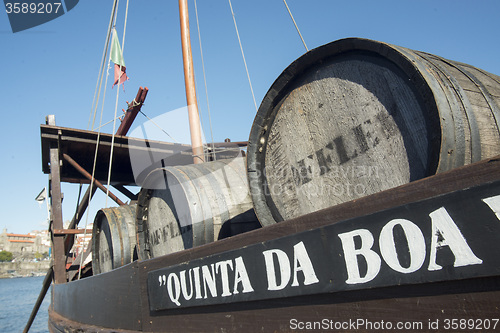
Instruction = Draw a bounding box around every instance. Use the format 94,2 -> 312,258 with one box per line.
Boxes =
1,0 -> 499,234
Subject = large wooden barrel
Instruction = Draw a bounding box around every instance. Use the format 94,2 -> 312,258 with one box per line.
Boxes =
248,37 -> 500,226
136,157 -> 259,260
92,204 -> 137,274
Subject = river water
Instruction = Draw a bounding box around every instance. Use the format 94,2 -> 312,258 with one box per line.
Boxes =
0,276 -> 50,333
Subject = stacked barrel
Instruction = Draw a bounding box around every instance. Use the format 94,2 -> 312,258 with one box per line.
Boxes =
93,157 -> 260,272
248,37 -> 500,225
92,38 -> 500,273
135,157 -> 258,260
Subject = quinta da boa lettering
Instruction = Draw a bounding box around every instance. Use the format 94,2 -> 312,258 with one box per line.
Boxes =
147,183 -> 500,311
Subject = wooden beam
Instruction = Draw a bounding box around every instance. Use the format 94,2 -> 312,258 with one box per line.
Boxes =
62,153 -> 126,206
54,229 -> 93,235
179,0 -> 205,164
64,186 -> 97,255
49,143 -> 66,284
61,93 -> 144,266
63,91 -> 144,258
116,87 -> 149,136
113,184 -> 138,201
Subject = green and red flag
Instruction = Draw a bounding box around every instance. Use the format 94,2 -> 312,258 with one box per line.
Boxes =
110,28 -> 129,89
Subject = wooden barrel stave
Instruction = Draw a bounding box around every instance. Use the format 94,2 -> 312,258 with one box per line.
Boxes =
139,170 -> 193,254
92,204 -> 137,274
136,157 -> 258,260
177,165 -> 216,245
248,38 -> 500,226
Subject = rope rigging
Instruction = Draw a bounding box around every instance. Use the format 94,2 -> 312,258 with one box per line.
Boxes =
283,0 -> 308,52
78,0 -> 131,280
194,0 -> 216,160
88,0 -> 120,132
75,0 -> 310,278
56,0 -> 318,285
78,0 -> 120,280
138,110 -> 180,143
228,0 -> 258,113
106,3 -> 130,207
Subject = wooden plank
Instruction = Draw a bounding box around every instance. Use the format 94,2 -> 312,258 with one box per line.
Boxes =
140,278 -> 500,332
49,145 -> 66,284
40,124 -> 193,185
53,228 -> 92,235
51,262 -> 142,331
49,308 -> 139,333
146,179 -> 500,310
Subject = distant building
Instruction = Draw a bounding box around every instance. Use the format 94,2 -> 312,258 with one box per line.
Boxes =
0,228 -> 51,255
69,231 -> 92,257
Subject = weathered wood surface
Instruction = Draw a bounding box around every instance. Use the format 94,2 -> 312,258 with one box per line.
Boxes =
48,309 -> 139,333
247,38 -> 500,226
40,124 -> 193,185
136,157 -> 258,260
49,136 -> 67,284
51,281 -> 500,333
141,279 -> 500,333
92,205 -> 137,274
51,262 -> 142,331
147,179 -> 500,311
50,157 -> 500,332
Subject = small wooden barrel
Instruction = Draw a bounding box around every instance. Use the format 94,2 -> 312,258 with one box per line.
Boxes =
247,37 -> 500,226
92,204 -> 137,274
136,157 -> 258,260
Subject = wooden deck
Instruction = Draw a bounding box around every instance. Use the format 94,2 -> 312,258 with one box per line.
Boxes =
40,124 -> 193,186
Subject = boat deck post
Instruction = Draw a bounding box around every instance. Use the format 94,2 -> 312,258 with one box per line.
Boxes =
46,116 -> 67,284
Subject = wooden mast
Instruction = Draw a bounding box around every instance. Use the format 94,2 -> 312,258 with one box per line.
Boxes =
179,0 -> 205,164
